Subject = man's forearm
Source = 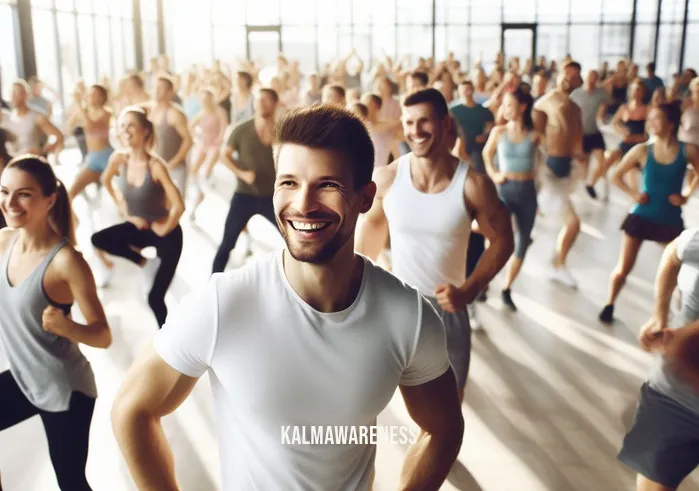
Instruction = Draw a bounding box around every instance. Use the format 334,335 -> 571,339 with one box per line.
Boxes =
463,236 -> 513,293
399,430 -> 463,490
113,411 -> 179,491
655,251 -> 681,324
221,153 -> 246,179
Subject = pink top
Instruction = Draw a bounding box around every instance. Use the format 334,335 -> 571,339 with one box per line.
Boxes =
197,111 -> 223,147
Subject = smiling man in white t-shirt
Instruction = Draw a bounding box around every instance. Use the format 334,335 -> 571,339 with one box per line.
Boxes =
111,105 -> 464,491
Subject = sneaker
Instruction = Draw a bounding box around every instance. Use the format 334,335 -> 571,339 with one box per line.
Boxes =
501,289 -> 517,312
549,266 -> 578,289
142,256 -> 161,295
467,304 -> 483,331
93,263 -> 114,289
585,185 -> 598,199
599,304 -> 614,324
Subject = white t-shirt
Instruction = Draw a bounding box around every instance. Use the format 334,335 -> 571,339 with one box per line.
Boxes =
153,250 -> 450,491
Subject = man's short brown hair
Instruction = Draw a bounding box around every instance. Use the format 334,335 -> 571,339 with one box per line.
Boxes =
274,105 -> 374,189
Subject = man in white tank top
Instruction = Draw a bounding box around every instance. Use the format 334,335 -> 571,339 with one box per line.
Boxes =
0,80 -> 63,157
111,105 -> 464,490
356,88 -> 514,398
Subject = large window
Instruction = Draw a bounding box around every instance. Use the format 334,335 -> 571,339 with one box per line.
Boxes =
569,25 -> 600,72
26,0 -> 136,123
0,2 -> 19,102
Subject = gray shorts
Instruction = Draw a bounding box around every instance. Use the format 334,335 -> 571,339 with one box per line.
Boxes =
618,383 -> 699,488
427,297 -> 472,392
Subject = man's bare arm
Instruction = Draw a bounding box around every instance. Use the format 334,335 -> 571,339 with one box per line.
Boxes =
462,172 -> 514,295
112,343 -> 198,491
398,370 -> 464,490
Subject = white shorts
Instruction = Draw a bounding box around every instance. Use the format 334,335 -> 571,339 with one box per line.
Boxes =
537,165 -> 577,223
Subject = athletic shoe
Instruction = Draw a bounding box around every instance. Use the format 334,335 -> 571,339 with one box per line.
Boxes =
502,289 -> 517,312
468,304 -> 483,331
586,185 -> 598,199
599,304 -> 614,324
549,266 -> 578,289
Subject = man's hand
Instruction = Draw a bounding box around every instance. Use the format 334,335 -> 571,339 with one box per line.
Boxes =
639,316 -> 667,352
435,283 -> 477,313
238,169 -> 256,186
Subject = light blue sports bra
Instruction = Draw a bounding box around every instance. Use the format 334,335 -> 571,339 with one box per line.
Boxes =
497,131 -> 535,173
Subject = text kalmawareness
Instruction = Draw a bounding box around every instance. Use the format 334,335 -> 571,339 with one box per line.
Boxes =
281,425 -> 419,445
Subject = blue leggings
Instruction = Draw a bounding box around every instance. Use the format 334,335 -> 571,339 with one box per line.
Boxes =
497,180 -> 538,259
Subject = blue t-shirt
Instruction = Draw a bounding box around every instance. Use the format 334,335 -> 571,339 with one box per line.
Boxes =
449,102 -> 494,154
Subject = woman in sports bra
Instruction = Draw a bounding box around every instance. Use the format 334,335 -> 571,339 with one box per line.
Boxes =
66,85 -> 113,202
0,155 -> 111,490
605,62 -> 629,119
599,80 -> 649,184
483,86 -> 543,312
599,103 -> 699,323
188,87 -> 228,219
91,106 -> 185,328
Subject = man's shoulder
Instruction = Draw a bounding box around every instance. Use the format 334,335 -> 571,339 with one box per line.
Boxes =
364,258 -> 423,306
214,251 -> 281,296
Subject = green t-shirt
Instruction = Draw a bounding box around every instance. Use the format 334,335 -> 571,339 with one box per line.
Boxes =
449,102 -> 494,154
226,119 -> 276,197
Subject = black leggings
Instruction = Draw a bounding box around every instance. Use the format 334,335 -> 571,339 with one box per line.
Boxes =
92,222 -> 183,327
212,193 -> 277,273
0,371 -> 95,490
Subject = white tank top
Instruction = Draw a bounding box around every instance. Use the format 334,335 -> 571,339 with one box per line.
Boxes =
3,109 -> 43,154
383,154 -> 472,297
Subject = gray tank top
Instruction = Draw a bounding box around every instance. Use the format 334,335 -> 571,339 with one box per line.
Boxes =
0,235 -> 97,411
154,110 -> 184,165
118,161 -> 169,223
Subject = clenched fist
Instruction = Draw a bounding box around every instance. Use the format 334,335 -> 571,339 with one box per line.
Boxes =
435,284 -> 474,314
42,306 -> 71,338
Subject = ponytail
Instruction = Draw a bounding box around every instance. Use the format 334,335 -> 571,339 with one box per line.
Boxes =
52,179 -> 75,244
5,155 -> 75,243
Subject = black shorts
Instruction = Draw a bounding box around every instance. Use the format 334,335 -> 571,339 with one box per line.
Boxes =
583,132 -> 605,153
621,214 -> 683,244
618,383 -> 699,488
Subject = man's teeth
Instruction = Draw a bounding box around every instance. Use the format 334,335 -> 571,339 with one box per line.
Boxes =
414,138 -> 427,144
6,211 -> 24,217
291,221 -> 328,231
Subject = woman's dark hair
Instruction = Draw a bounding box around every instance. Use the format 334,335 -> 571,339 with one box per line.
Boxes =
119,105 -> 155,150
658,102 -> 682,138
509,86 -> 534,130
5,155 -> 75,243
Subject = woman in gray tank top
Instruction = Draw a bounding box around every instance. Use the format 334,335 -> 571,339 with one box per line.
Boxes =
91,106 -> 185,328
0,155 -> 111,490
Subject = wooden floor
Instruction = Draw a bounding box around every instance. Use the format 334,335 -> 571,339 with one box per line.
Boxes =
2,146 -> 699,490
